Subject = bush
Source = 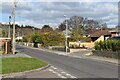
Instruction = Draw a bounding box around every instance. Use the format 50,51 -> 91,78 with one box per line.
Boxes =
94,40 -> 120,59
95,40 -> 120,51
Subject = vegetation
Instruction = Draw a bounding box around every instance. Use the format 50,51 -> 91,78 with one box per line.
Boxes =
41,25 -> 53,32
42,32 -> 65,46
1,30 -> 8,37
58,16 -> 107,33
26,32 -> 65,47
69,32 -> 91,42
2,58 -> 48,74
95,40 -> 120,51
94,40 -> 120,59
28,34 -> 42,44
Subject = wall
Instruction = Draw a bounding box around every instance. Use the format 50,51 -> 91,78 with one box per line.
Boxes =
94,35 -> 104,42
80,42 -> 94,49
69,41 -> 94,49
69,42 -> 80,48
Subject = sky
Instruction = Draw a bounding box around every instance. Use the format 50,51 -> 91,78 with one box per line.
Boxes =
0,0 -> 119,28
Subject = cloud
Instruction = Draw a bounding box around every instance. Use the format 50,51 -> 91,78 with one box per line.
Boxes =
1,1 -> 118,28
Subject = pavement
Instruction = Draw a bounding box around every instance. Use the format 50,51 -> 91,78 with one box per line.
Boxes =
67,52 -> 118,64
2,53 -> 32,58
15,45 -> 118,78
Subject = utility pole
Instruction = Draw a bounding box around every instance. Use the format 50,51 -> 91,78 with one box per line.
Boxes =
64,15 -> 68,54
12,0 -> 16,54
32,28 -> 35,34
8,16 -> 11,38
100,19 -> 103,31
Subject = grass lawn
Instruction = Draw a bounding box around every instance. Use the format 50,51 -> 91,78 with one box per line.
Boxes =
2,58 -> 48,74
0,59 -> 1,75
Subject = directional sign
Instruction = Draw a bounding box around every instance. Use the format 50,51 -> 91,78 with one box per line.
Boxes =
64,34 -> 70,38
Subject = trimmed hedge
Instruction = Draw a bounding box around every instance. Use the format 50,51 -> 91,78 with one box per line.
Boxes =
95,40 -> 120,51
94,40 -> 120,59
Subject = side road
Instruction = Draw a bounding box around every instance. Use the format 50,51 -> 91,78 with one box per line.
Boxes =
19,45 -> 118,65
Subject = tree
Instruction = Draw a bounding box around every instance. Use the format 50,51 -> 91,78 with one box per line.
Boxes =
41,25 -> 53,32
58,16 -> 108,33
58,23 -> 66,31
58,16 -> 86,34
2,30 -> 8,37
42,32 -> 65,46
29,34 -> 42,44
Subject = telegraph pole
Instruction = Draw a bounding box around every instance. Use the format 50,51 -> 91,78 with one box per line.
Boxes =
64,15 -> 68,54
32,28 -> 35,34
12,0 -> 16,54
8,16 -> 11,38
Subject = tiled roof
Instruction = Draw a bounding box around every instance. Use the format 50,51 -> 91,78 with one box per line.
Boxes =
90,30 -> 111,37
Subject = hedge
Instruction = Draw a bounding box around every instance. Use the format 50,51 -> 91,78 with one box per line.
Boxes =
94,40 -> 120,59
94,40 -> 120,51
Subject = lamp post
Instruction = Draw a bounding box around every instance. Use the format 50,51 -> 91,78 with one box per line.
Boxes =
64,15 -> 68,54
8,16 -> 11,38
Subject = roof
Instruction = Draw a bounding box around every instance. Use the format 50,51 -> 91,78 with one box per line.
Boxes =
83,29 -> 99,36
109,30 -> 120,33
90,30 -> 111,37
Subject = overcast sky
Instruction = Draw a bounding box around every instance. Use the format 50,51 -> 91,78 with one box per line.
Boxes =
1,0 -> 119,28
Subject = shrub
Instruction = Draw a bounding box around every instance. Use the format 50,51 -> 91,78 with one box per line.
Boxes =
94,40 -> 120,51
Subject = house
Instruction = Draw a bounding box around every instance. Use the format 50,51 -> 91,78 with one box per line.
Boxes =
90,30 -> 111,42
109,30 -> 120,37
69,29 -> 120,50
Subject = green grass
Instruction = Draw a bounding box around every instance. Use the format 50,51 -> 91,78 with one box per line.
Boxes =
0,59 -> 1,75
2,58 -> 48,74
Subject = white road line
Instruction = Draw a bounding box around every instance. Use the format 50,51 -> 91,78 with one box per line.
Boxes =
70,76 -> 77,78
65,73 -> 77,78
49,69 -> 53,72
49,67 -> 77,78
49,69 -> 67,78
61,71 -> 66,74
51,66 -> 57,70
66,73 -> 71,76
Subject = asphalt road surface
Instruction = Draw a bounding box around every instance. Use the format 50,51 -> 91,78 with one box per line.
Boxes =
16,45 -> 118,78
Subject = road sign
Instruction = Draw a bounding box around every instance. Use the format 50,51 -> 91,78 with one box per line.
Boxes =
64,34 -> 70,38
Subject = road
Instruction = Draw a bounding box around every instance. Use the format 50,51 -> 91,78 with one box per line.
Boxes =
16,45 -> 118,78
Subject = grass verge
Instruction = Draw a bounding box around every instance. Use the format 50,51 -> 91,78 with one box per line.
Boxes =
2,57 -> 48,74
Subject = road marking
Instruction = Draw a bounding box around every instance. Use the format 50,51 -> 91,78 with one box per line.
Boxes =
66,73 -> 71,76
51,66 -> 57,70
49,69 -> 67,78
48,69 -> 53,72
70,76 -> 77,78
49,66 -> 77,78
61,71 -> 66,74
